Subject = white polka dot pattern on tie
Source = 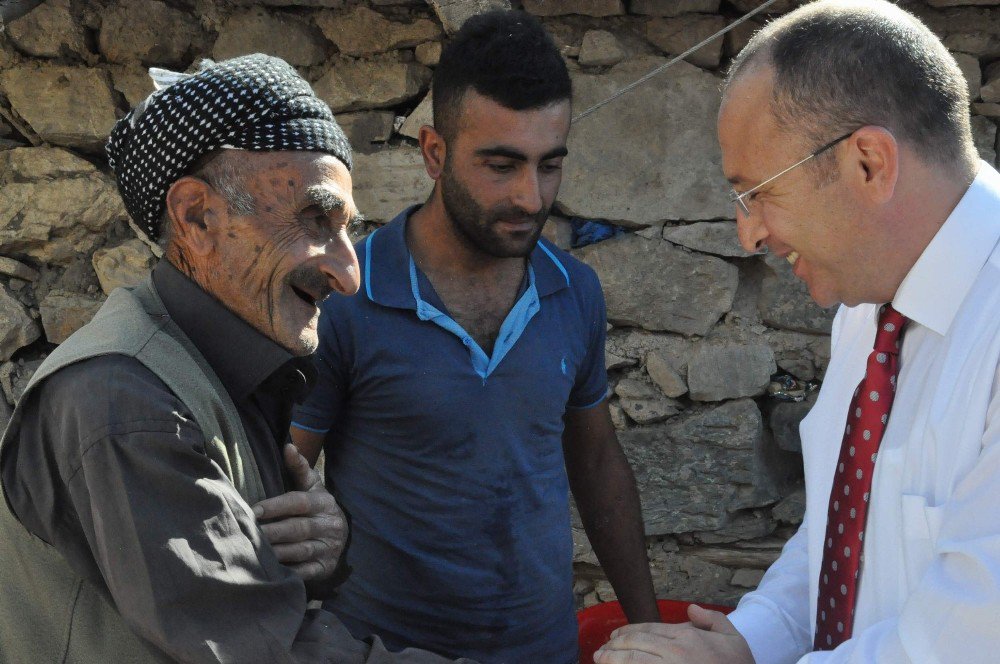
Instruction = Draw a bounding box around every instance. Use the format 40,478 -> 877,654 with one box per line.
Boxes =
814,304 -> 908,651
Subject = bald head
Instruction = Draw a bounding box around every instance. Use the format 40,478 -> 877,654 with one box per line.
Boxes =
723,0 -> 976,175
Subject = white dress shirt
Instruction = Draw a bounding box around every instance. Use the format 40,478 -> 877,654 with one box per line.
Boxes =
729,161 -> 1000,663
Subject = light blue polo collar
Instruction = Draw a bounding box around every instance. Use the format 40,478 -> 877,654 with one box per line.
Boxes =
362,206 -> 571,380
363,206 -> 571,311
409,256 -> 539,380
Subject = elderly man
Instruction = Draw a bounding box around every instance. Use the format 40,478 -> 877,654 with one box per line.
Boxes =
0,54 -> 471,663
597,1 -> 1000,663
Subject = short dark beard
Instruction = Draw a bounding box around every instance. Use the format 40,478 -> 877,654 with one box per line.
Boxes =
439,157 -> 548,259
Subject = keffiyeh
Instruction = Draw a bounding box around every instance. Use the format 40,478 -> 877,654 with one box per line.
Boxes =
106,54 -> 352,242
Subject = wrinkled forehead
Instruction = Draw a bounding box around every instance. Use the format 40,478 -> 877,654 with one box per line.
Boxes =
240,150 -> 351,182
237,150 -> 356,209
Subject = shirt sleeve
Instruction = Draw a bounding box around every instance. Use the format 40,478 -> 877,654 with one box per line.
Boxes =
791,361 -> 1000,664
727,519 -> 814,664
726,305 -> 848,664
567,268 -> 610,410
293,305 -> 349,434
3,356 -> 470,664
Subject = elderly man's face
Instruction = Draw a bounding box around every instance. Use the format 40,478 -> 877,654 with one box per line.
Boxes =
199,151 -> 360,355
718,66 -> 873,308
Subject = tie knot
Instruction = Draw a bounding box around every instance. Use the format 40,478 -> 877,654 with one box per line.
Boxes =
874,304 -> 907,353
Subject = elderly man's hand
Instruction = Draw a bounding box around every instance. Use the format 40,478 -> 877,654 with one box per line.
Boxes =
594,605 -> 754,664
252,444 -> 348,582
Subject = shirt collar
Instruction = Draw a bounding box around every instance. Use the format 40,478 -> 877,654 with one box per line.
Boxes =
893,161 -> 1000,336
152,260 -> 305,401
362,205 -> 571,310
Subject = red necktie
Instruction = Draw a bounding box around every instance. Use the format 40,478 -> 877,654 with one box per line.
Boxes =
814,304 -> 908,651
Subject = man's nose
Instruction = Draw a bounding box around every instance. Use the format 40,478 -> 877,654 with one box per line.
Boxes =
736,206 -> 768,254
512,171 -> 543,215
318,232 -> 360,296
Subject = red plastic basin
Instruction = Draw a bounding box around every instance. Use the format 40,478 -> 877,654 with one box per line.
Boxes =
577,599 -> 735,664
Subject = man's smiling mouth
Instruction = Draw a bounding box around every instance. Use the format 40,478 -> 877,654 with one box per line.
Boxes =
290,283 -> 331,307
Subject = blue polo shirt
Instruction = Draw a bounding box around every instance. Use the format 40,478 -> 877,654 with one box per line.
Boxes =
293,208 -> 609,663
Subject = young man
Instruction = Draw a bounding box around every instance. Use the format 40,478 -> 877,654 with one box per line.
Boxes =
0,54 -> 471,664
291,11 -> 658,663
597,1 -> 1000,662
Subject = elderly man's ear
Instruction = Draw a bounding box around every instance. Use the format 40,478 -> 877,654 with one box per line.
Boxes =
164,176 -> 226,257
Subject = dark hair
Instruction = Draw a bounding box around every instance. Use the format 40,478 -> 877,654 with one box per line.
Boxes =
724,0 -> 975,169
432,10 -> 571,139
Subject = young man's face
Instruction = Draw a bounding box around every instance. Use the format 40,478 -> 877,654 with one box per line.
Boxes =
439,90 -> 571,258
197,151 -> 361,355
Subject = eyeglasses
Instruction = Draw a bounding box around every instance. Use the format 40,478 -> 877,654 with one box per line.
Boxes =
729,130 -> 855,217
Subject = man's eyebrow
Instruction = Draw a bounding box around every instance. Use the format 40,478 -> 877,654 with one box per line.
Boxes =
474,146 -> 569,161
302,186 -> 346,213
348,210 -> 366,226
541,146 -> 569,160
475,147 -> 528,161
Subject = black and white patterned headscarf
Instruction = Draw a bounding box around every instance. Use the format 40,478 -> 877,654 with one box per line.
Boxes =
106,53 -> 352,243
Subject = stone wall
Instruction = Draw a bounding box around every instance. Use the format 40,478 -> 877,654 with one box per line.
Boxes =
1,0 -> 998,609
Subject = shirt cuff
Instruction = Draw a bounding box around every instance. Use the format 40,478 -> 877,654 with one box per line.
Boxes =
566,386 -> 610,410
728,597 -> 810,664
290,406 -> 332,433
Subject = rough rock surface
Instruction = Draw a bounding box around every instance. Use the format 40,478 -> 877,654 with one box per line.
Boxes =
39,290 -> 104,344
0,257 -> 39,282
765,329 -> 831,381
108,64 -> 156,108
768,394 -> 817,454
1,65 -> 117,150
415,42 -> 442,66
620,399 -> 776,535
99,0 -> 202,66
578,30 -> 626,67
630,0 -> 720,15
522,0 -> 625,17
92,240 -> 157,295
772,486 -> 806,525
663,221 -> 751,258
646,351 -> 688,398
575,234 -> 738,337
0,359 -> 43,407
351,147 -> 432,222
426,0 -> 511,34
339,111 -> 396,153
983,62 -> 1000,102
562,57 -> 732,224
6,0 -> 89,60
758,253 -> 836,334
953,51 -> 983,101
646,15 -> 727,69
0,148 -> 125,265
687,343 -> 776,402
973,115 -> 998,164
0,284 -> 40,361
313,60 -> 431,112
399,91 -> 433,139
315,6 -> 441,56
213,10 -> 328,66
